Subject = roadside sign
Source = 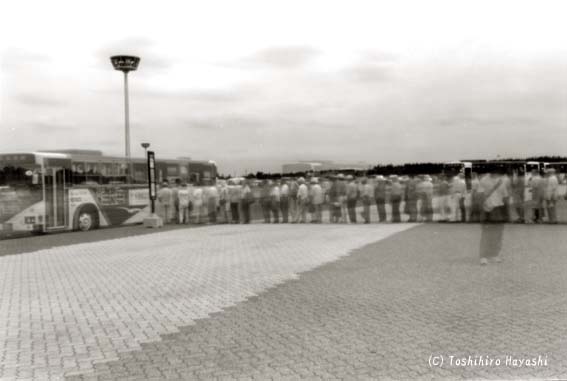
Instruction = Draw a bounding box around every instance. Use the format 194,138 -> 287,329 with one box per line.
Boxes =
147,151 -> 157,213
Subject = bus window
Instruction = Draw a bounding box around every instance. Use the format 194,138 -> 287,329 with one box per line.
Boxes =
86,162 -> 99,175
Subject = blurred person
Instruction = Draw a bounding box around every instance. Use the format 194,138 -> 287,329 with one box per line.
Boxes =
260,180 -> 272,223
417,175 -> 434,222
529,169 -> 545,223
510,170 -> 525,223
346,175 -> 358,223
218,180 -> 230,223
337,174 -> 348,223
289,178 -> 299,221
469,173 -> 483,222
390,175 -> 403,223
157,181 -> 173,224
192,185 -> 205,224
309,178 -> 324,223
437,175 -> 451,222
360,178 -> 373,223
404,175 -> 419,223
172,179 -> 181,224
207,184 -> 219,224
450,173 -> 467,222
241,180 -> 254,224
294,177 -> 309,223
544,168 -> 559,223
328,176 -> 342,223
177,182 -> 191,224
502,170 -> 512,222
280,179 -> 290,223
478,171 -> 507,265
228,179 -> 242,224
374,175 -> 387,222
270,180 -> 281,223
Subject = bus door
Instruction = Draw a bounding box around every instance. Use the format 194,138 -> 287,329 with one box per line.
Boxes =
44,167 -> 67,230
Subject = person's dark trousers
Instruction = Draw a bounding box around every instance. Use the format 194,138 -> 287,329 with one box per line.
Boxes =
271,201 -> 280,223
280,197 -> 289,223
347,199 -> 357,223
406,199 -> 417,222
502,197 -> 510,222
362,200 -> 371,223
459,197 -> 466,222
391,196 -> 401,222
480,206 -> 505,259
261,200 -> 271,223
469,193 -> 481,222
230,202 -> 240,223
375,198 -> 387,222
241,202 -> 251,223
208,204 -> 217,224
514,197 -> 524,222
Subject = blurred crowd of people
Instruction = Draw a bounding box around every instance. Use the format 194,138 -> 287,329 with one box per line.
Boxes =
154,168 -> 564,225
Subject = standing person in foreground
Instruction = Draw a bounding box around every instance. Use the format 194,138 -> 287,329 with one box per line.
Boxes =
360,178 -> 373,224
529,169 -> 545,223
511,170 -> 525,223
177,183 -> 191,224
478,170 -> 507,265
172,179 -> 181,224
404,175 -> 418,223
346,175 -> 358,223
260,180 -> 271,223
389,175 -> 403,223
270,180 -> 281,223
280,179 -> 290,223
544,168 -> 559,224
241,180 -> 254,224
450,173 -> 467,222
207,183 -> 219,224
374,176 -> 387,222
294,177 -> 309,223
192,185 -> 205,224
157,181 -> 173,224
337,174 -> 348,223
228,179 -> 242,224
328,176 -> 342,223
309,178 -> 324,223
218,180 -> 230,223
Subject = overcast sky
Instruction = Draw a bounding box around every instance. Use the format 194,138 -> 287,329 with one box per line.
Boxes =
2,0 -> 567,175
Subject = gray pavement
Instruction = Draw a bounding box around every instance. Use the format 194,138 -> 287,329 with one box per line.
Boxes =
1,223 -> 567,380
0,224 -> 414,380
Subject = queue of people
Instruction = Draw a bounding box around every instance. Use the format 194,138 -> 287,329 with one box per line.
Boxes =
154,168 -> 564,225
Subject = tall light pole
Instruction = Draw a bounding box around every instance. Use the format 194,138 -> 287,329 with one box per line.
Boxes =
141,142 -> 150,156
111,55 -> 140,183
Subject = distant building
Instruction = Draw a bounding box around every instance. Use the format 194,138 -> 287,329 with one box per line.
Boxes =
282,160 -> 369,174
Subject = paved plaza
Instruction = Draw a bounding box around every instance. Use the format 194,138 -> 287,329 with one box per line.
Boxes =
1,223 -> 567,380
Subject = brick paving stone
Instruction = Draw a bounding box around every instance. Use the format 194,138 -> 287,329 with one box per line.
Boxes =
60,223 -> 567,380
0,224 -> 413,380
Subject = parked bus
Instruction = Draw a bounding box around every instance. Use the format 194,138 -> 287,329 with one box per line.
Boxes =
0,150 -> 217,234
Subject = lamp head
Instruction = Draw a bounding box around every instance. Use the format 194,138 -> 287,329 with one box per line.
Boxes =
111,55 -> 140,72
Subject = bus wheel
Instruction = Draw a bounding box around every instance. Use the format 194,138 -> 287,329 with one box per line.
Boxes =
77,210 -> 99,231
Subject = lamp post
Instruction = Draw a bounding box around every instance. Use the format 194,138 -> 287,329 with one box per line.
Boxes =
141,142 -> 150,156
141,142 -> 150,182
111,55 -> 140,183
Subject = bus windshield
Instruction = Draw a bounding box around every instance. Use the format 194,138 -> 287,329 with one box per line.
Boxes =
0,165 -> 41,187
